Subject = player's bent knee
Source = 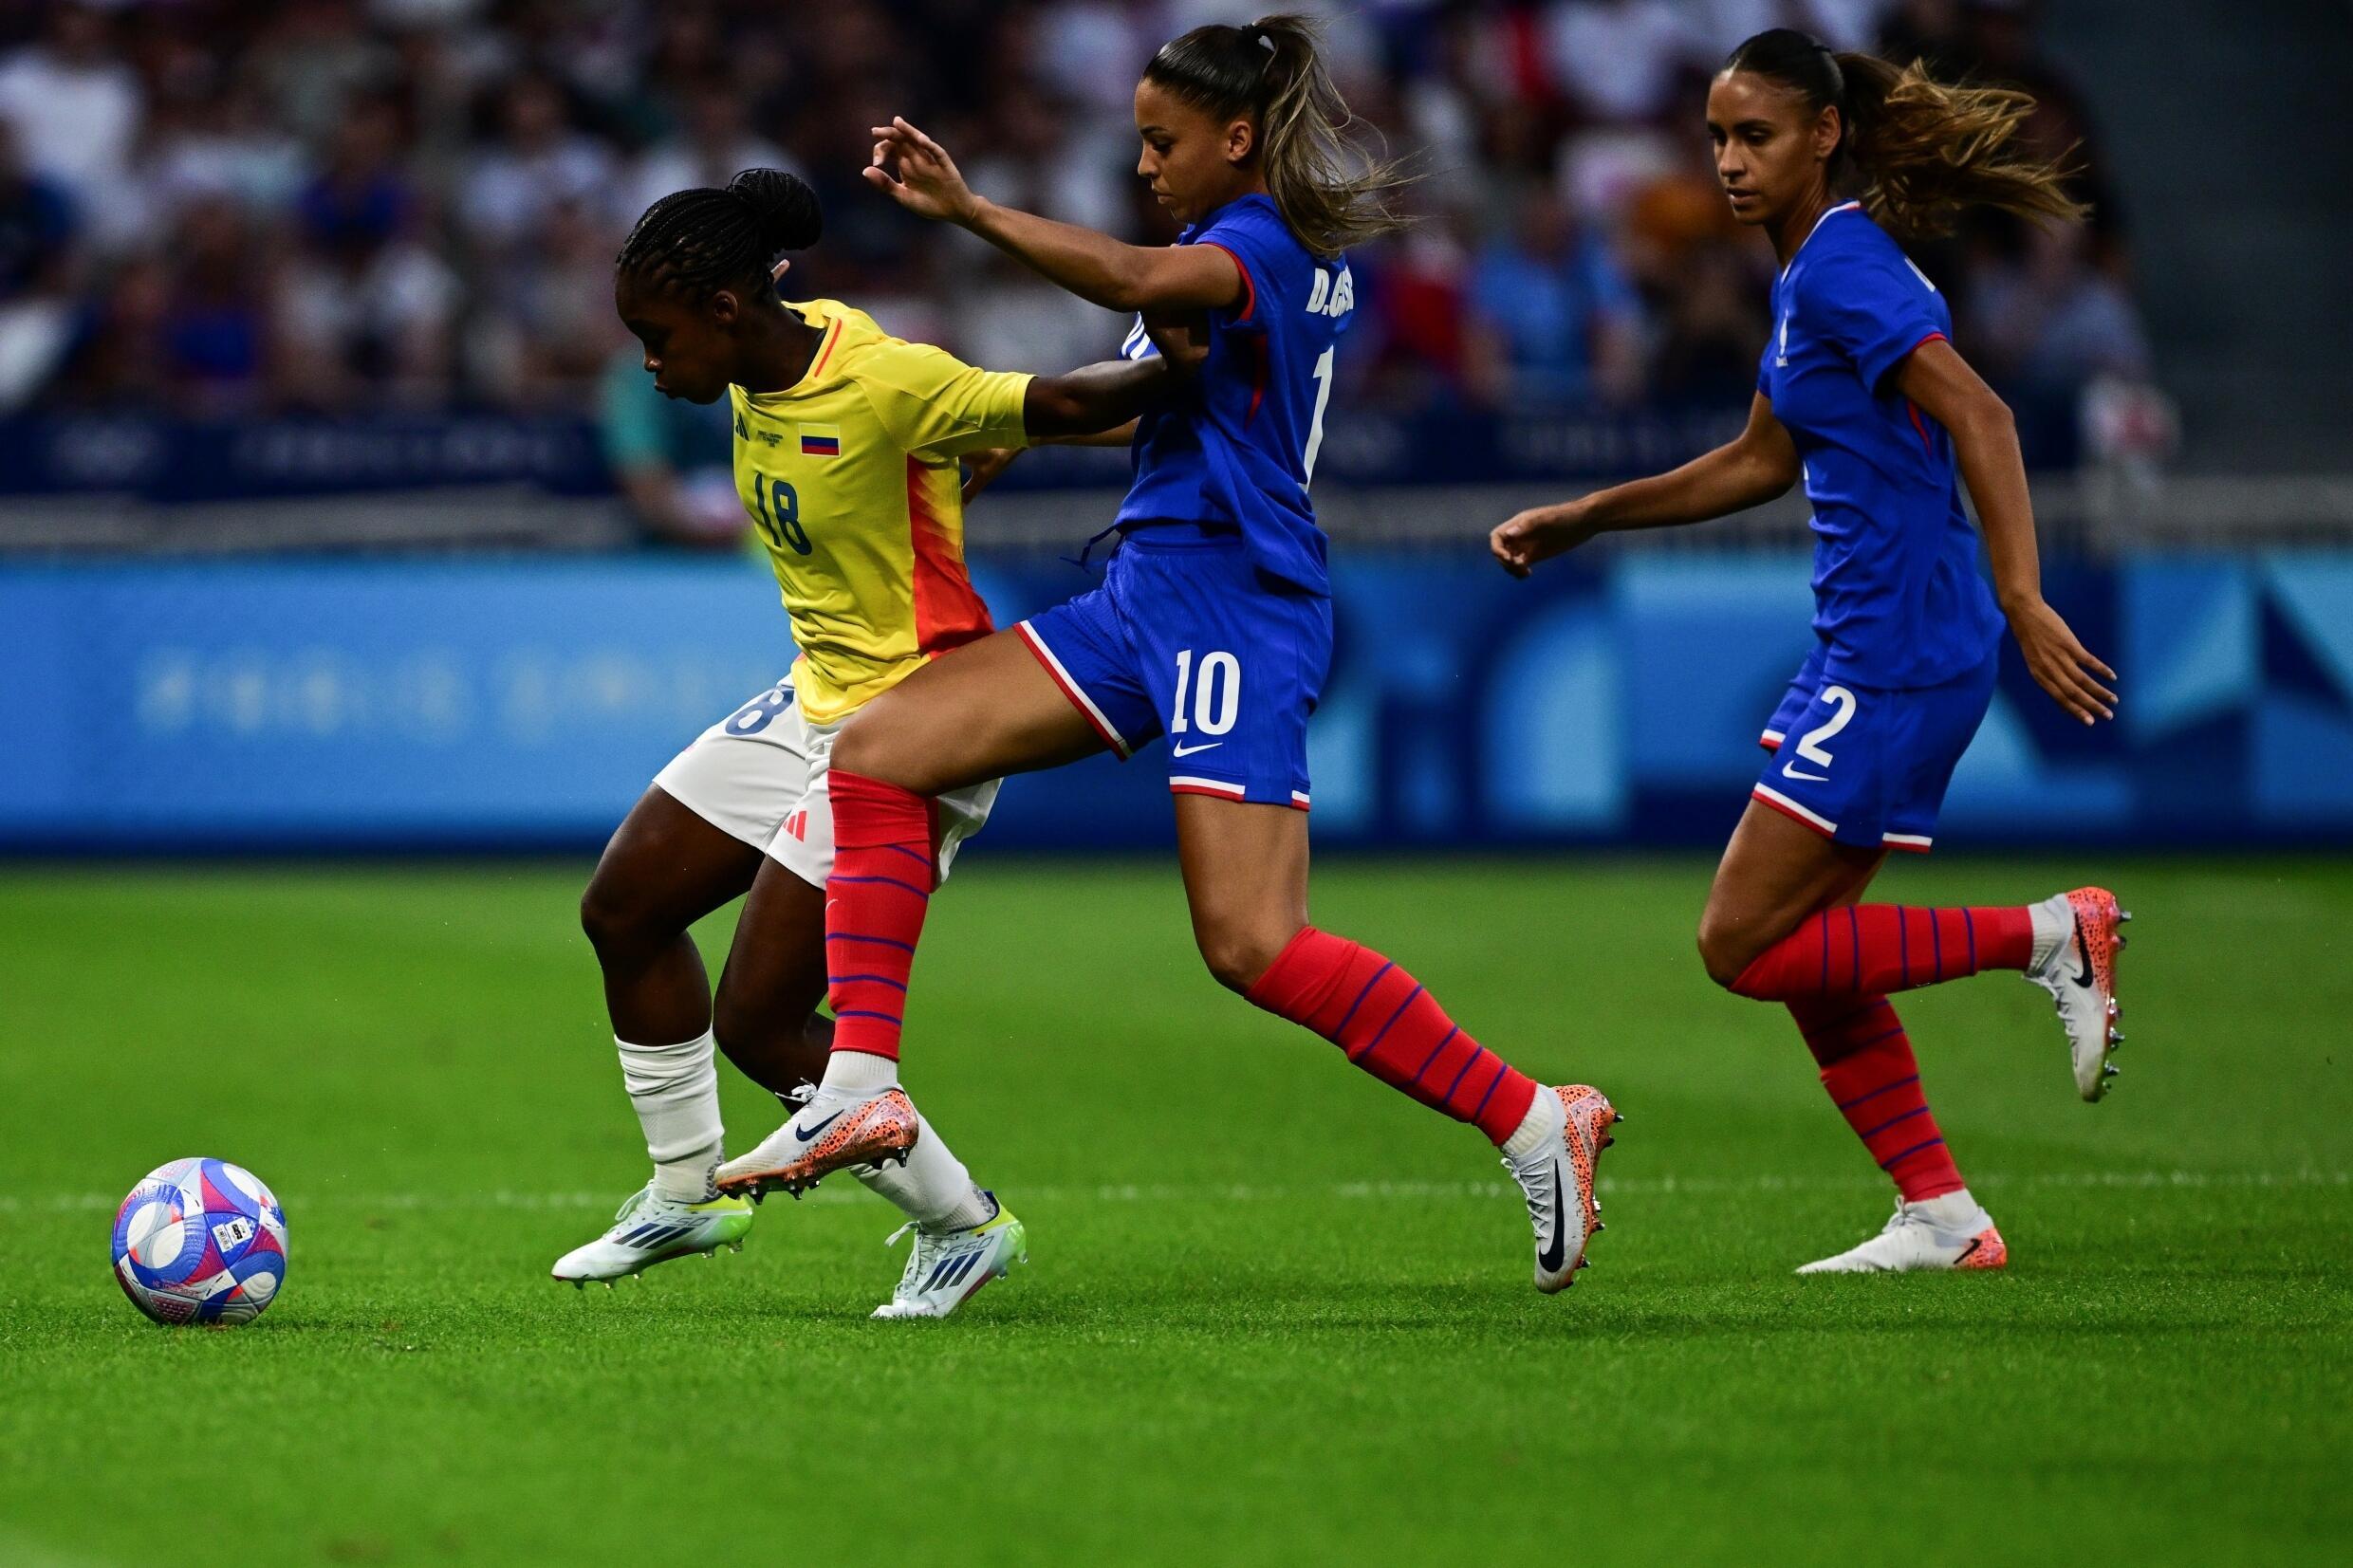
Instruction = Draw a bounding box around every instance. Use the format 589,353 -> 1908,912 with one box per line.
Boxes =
827,715 -> 884,780
579,876 -> 667,967
828,707 -> 925,789
1197,926 -> 1288,994
1695,917 -> 1752,992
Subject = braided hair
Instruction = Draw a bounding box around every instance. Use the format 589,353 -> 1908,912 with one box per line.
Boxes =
616,168 -> 824,297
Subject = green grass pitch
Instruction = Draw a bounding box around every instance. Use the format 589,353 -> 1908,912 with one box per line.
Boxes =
2,855 -> 2347,1566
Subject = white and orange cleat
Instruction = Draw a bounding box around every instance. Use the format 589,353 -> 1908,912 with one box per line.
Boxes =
714,1087 -> 919,1201
1797,1191 -> 2008,1274
2025,886 -> 2130,1102
1503,1084 -> 1619,1293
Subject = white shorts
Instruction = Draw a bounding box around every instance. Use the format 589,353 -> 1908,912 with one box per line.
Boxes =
653,677 -> 999,890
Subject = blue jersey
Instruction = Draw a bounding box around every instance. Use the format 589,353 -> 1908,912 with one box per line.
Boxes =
1116,194 -> 1353,595
1758,201 -> 2004,690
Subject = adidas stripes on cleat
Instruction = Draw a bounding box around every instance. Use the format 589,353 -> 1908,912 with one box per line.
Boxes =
872,1193 -> 1028,1319
551,1184 -> 752,1284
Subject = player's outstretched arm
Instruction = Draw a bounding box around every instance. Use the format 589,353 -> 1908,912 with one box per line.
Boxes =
864,117 -> 1243,313
961,358 -> 1168,506
1894,339 -> 2116,726
1491,393 -> 1800,578
961,420 -> 1140,506
1023,356 -> 1170,441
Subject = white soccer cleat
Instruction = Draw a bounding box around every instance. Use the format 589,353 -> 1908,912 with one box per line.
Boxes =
2024,886 -> 2129,1102
1796,1193 -> 2008,1274
871,1193 -> 1028,1319
1503,1084 -> 1619,1293
713,1087 -> 919,1200
551,1183 -> 753,1285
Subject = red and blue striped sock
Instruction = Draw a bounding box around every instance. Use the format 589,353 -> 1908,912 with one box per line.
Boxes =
1788,993 -> 1965,1202
1246,927 -> 1539,1145
822,769 -> 938,1063
1732,904 -> 2033,1000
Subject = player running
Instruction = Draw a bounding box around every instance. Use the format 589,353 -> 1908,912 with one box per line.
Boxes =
1491,30 -> 2125,1273
715,15 -> 1621,1296
554,169 -> 1174,1316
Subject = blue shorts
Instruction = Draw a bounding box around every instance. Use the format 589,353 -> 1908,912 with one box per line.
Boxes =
1016,526 -> 1329,809
1753,644 -> 1998,854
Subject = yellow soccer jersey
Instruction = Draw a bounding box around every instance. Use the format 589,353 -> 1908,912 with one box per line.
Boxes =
730,300 -> 1033,724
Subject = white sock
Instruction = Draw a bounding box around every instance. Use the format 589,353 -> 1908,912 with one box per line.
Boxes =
821,1048 -> 899,1096
617,1030 -> 722,1201
2028,895 -> 2073,970
1498,1086 -> 1564,1160
854,1113 -> 993,1229
1911,1188 -> 1982,1229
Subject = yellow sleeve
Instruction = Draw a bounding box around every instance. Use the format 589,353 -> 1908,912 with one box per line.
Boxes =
853,341 -> 1035,461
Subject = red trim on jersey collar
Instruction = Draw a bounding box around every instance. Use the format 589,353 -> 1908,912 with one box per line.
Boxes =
807,318 -> 845,382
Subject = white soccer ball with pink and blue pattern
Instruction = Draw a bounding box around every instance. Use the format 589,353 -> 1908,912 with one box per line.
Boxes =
111,1158 -> 287,1326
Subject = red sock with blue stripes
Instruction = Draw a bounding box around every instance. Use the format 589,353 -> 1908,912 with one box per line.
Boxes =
1732,904 -> 2033,1000
822,769 -> 938,1062
1246,927 -> 1539,1145
1788,994 -> 1965,1201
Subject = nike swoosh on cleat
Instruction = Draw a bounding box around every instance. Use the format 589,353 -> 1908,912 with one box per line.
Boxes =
1536,1161 -> 1566,1273
1170,740 -> 1223,758
1954,1237 -> 1982,1264
794,1110 -> 844,1143
2070,928 -> 2097,990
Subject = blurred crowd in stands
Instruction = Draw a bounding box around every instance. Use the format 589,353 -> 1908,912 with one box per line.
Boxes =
0,0 -> 2159,466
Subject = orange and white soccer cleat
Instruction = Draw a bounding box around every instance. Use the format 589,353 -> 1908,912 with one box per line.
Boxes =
714,1087 -> 919,1200
2024,886 -> 2130,1102
1796,1192 -> 2008,1274
1503,1084 -> 1619,1293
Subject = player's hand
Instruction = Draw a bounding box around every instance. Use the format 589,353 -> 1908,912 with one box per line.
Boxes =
1141,308 -> 1211,376
1490,501 -> 1599,579
2008,596 -> 2117,725
961,448 -> 1020,506
863,117 -> 981,225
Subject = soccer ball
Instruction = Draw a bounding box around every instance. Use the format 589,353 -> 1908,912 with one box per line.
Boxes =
111,1158 -> 288,1326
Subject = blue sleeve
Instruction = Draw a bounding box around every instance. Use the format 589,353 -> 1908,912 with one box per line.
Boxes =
1193,202 -> 1297,328
1803,242 -> 1946,394
1756,342 -> 1772,397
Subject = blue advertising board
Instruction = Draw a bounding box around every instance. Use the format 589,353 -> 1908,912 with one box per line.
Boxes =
3,551 -> 2348,852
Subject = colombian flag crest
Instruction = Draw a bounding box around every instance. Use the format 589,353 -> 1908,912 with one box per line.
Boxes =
799,425 -> 842,458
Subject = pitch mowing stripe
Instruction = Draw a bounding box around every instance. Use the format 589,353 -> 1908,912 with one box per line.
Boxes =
9,1169 -> 2346,1214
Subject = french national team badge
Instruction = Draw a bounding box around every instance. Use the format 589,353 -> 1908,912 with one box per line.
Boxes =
799,424 -> 842,459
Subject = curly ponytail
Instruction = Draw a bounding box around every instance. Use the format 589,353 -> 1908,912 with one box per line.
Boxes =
1724,28 -> 2084,238
1144,12 -> 1413,258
